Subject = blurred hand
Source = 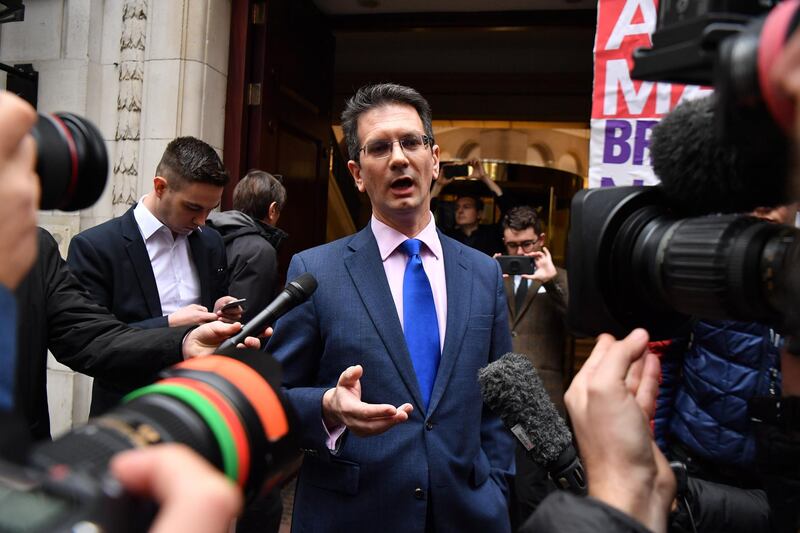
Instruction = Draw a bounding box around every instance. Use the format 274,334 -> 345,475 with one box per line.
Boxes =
322,365 -> 413,437
525,246 -> 557,283
0,92 -> 39,290
168,304 -> 218,327
467,158 -> 487,180
565,329 -> 675,533
110,444 -> 242,533
214,296 -> 244,323
182,321 -> 269,359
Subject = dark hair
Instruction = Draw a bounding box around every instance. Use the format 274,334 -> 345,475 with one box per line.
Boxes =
156,136 -> 229,188
232,170 -> 287,221
502,205 -> 543,234
341,83 -> 435,162
456,195 -> 484,214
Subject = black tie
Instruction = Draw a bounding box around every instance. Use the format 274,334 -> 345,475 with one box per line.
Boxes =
515,278 -> 528,314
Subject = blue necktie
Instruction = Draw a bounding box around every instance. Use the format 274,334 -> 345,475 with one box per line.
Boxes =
400,239 -> 441,410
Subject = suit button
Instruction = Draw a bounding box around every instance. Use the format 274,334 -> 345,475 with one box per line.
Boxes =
425,421 -> 434,431
414,488 -> 426,500
511,331 -> 518,337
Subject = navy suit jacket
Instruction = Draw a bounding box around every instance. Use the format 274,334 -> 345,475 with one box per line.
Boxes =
67,205 -> 229,413
267,225 -> 515,533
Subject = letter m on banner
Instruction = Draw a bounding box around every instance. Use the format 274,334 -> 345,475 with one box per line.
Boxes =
588,0 -> 712,188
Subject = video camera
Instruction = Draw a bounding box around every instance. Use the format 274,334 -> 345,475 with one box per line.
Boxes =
31,112 -> 109,211
0,349 -> 300,533
568,0 -> 800,341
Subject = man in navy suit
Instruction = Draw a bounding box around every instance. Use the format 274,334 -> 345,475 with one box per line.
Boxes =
67,137 -> 242,415
268,84 -> 515,532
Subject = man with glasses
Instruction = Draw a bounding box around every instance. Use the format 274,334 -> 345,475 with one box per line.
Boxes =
267,83 -> 514,532
499,205 -> 569,527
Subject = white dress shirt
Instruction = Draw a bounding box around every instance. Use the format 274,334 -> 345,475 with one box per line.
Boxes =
133,200 -> 202,316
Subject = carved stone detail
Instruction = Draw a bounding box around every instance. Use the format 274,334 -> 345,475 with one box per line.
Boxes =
112,1 -> 147,214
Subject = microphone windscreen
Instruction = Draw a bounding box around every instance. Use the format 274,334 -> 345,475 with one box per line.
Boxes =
651,94 -> 790,215
289,272 -> 317,298
478,353 -> 572,466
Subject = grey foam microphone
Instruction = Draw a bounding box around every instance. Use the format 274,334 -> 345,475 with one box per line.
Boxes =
217,273 -> 317,353
478,352 -> 586,495
650,94 -> 791,216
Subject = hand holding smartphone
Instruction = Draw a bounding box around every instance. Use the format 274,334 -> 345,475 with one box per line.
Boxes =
220,298 -> 247,312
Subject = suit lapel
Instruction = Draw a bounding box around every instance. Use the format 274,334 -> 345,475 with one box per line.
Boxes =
343,226 -> 425,411
427,233 -> 472,415
188,231 -> 212,308
121,207 -> 162,317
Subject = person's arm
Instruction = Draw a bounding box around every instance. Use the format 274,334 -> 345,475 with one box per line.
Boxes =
0,92 -> 37,292
523,492 -> 654,533
430,173 -> 454,198
45,232 -> 186,385
467,159 -> 503,197
479,261 -> 516,498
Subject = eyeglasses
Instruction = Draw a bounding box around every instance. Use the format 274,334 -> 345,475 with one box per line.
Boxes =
359,134 -> 431,160
505,240 -> 538,252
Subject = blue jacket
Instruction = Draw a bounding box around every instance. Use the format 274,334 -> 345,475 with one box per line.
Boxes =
655,320 -> 782,467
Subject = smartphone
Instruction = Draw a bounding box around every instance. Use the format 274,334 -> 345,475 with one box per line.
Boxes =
220,298 -> 247,311
496,256 -> 536,276
441,163 -> 470,178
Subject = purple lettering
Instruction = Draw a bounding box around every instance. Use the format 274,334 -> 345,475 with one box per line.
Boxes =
633,120 -> 658,165
603,120 -> 632,164
600,177 -> 645,187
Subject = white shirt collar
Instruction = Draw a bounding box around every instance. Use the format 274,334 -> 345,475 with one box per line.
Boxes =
133,195 -> 201,240
371,213 -> 442,261
133,197 -> 167,241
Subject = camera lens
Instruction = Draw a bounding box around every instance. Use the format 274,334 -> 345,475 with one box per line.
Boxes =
29,351 -> 300,501
30,112 -> 109,211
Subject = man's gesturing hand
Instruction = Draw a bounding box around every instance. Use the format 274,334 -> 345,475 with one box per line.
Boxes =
322,365 -> 413,437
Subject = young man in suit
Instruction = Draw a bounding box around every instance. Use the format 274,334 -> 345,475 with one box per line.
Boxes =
267,83 -> 515,532
67,136 -> 242,415
499,205 -> 569,526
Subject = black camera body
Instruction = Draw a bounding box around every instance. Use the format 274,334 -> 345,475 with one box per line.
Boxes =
31,112 -> 108,211
567,186 -> 800,339
569,1 -> 800,340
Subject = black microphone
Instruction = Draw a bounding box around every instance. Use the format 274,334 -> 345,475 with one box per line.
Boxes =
217,273 -> 317,352
650,94 -> 791,216
478,352 -> 586,495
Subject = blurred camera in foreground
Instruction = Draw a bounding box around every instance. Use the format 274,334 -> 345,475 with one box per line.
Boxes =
31,112 -> 108,211
0,349 -> 300,533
